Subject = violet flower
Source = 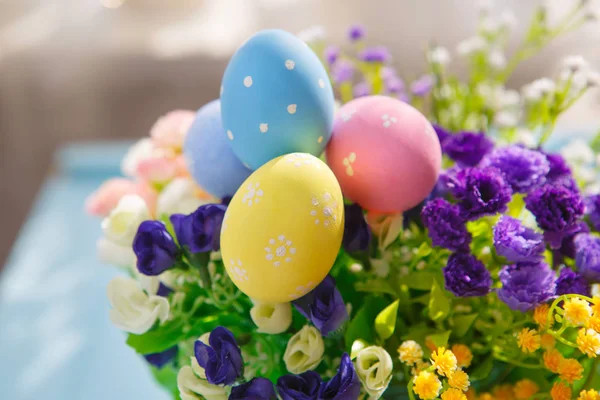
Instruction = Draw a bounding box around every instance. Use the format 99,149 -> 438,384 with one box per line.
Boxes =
433,124 -> 450,144
443,131 -> 494,167
497,262 -> 556,312
293,276 -> 348,336
480,146 -> 550,193
348,24 -> 366,41
556,267 -> 590,296
574,233 -> 600,282
443,252 -> 492,297
586,194 -> 600,231
170,204 -> 227,253
353,82 -> 371,98
324,46 -> 340,65
343,204 -> 371,252
543,151 -> 572,182
133,221 -> 179,276
421,198 -> 471,251
525,185 -> 585,249
331,60 -> 354,84
358,46 -> 391,63
449,167 -> 512,221
493,216 -> 545,263
558,221 -> 589,259
410,74 -> 435,96
319,353 -> 361,400
230,377 -> 276,400
143,345 -> 178,369
194,326 -> 243,386
384,76 -> 405,94
277,371 -> 322,400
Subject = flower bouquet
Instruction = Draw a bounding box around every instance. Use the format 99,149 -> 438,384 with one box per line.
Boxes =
87,2 -> 600,399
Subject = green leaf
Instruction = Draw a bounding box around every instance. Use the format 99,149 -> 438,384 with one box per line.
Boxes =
344,296 -> 387,347
589,131 -> 600,153
401,271 -> 437,291
127,318 -> 187,355
507,194 -> 525,218
451,313 -> 478,338
428,280 -> 450,322
355,279 -> 397,296
470,355 -> 494,381
375,300 -> 400,340
426,330 -> 451,348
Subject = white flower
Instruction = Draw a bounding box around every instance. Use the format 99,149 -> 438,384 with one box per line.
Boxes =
522,78 -> 555,101
354,346 -> 394,399
592,284 -> 600,297
498,10 -> 517,29
477,0 -> 494,13
488,48 -> 507,69
561,139 -> 594,165
586,70 -> 600,87
494,110 -> 519,128
428,47 -> 451,66
560,69 -> 589,91
284,325 -> 324,374
97,237 -> 135,266
457,36 -> 486,56
107,276 -> 169,334
101,195 -> 150,246
121,138 -> 154,178
498,89 -> 520,108
177,366 -> 227,400
250,300 -> 292,334
297,25 -> 326,44
157,178 -> 210,217
562,55 -> 588,72
480,16 -> 501,34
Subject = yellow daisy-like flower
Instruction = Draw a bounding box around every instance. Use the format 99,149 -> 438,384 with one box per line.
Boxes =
448,369 -> 470,391
413,371 -> 442,400
541,332 -> 556,349
586,314 -> 600,332
534,303 -> 550,329
578,389 -> 600,400
441,388 -> 467,400
431,347 -> 458,377
517,328 -> 541,353
577,328 -> 600,358
550,381 -> 572,400
514,379 -> 539,399
592,296 -> 600,315
398,340 -> 424,365
558,358 -> 584,383
492,384 -> 515,400
563,298 -> 593,326
451,344 -> 473,368
543,348 -> 564,373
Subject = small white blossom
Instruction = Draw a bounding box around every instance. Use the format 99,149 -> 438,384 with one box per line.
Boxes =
438,84 -> 453,99
562,55 -> 589,72
522,78 -> 555,101
498,89 -> 520,108
250,300 -> 292,334
101,195 -> 150,246
488,48 -> 507,69
586,70 -> 600,87
296,25 -> 326,44
480,16 -> 501,35
477,0 -> 494,13
428,46 -> 451,66
107,276 -> 170,334
284,325 -> 324,374
354,346 -> 394,398
177,366 -> 227,400
457,36 -> 486,56
498,10 -> 517,29
157,178 -> 211,216
514,128 -> 537,148
560,69 -> 589,91
494,111 -> 519,128
561,138 -> 595,165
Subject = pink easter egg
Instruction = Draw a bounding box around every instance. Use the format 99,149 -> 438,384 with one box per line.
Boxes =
325,95 -> 441,213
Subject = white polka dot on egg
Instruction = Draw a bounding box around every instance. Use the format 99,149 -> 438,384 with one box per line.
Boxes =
227,130 -> 234,140
244,76 -> 253,87
260,123 -> 268,133
319,79 -> 325,89
285,60 -> 295,70
287,104 -> 297,114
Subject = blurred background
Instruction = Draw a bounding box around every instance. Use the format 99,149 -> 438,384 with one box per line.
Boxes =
1,0 -> 599,268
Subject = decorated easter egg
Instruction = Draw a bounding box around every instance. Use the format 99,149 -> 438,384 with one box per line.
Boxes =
184,100 -> 252,199
220,153 -> 344,303
326,95 -> 441,213
220,29 -> 335,170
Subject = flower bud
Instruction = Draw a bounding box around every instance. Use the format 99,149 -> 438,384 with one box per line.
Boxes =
284,325 -> 324,374
102,195 -> 150,246
177,366 -> 228,400
250,300 -> 292,334
354,346 -> 393,399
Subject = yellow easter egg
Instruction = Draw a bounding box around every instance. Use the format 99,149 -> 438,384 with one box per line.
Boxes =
221,153 -> 344,303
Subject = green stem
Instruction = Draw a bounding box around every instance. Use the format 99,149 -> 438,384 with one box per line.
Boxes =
407,378 -> 416,400
493,354 -> 543,369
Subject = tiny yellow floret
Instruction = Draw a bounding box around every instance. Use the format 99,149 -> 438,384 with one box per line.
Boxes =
413,370 -> 442,400
451,344 -> 473,368
447,369 -> 470,391
578,389 -> 600,400
517,328 -> 541,353
398,340 -> 424,365
543,348 -> 564,373
558,358 -> 584,383
514,379 -> 539,399
551,381 -> 572,400
441,388 -> 467,400
541,332 -> 556,349
577,328 -> 600,358
431,347 -> 458,377
563,298 -> 592,326
534,303 -> 550,329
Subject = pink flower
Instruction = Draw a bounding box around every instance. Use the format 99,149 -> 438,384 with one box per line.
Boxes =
136,156 -> 179,184
150,110 -> 195,151
86,178 -> 157,217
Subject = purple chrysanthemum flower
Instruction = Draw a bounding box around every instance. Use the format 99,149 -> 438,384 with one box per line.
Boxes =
433,124 -> 450,144
319,353 -> 361,400
277,371 -> 322,400
343,204 -> 371,252
348,24 -> 366,41
543,151 -> 572,181
480,146 -> 550,193
556,267 -> 591,296
194,326 -> 243,386
293,276 -> 348,336
443,131 -> 494,167
574,233 -> 600,282
353,82 -> 371,98
525,184 -> 585,248
493,216 -> 545,263
410,74 -> 435,96
497,262 -> 556,312
449,167 -> 512,221
331,60 -> 354,84
143,346 -> 178,369
230,377 -> 276,400
421,198 -> 471,251
558,221 -> 589,259
443,252 -> 492,297
384,76 -> 405,94
324,46 -> 340,65
358,46 -> 391,63
586,194 -> 600,231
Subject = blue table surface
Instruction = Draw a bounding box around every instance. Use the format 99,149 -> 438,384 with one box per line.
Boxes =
0,141 -> 170,400
0,131 -> 594,400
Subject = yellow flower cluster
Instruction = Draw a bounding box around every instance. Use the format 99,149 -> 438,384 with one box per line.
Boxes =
516,327 -> 540,353
578,389 -> 600,400
398,340 -> 424,365
513,379 -> 539,399
577,328 -> 600,358
563,298 -> 593,326
534,303 -> 550,328
551,381 -> 571,400
412,346 -> 471,400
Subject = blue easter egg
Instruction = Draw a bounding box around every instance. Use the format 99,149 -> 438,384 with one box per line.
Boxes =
220,29 -> 335,170
184,100 -> 252,199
